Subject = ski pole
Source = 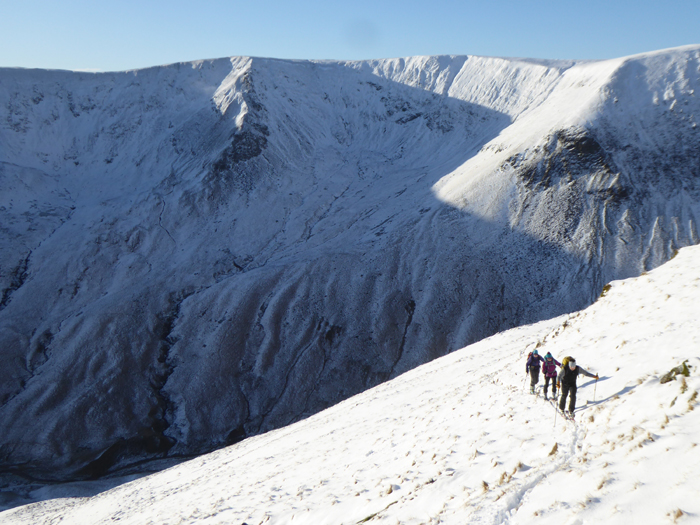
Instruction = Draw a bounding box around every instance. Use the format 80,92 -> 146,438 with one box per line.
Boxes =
593,376 -> 598,403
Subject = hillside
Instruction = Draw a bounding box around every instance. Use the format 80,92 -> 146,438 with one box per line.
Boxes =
2,233 -> 699,523
1,45 -> 699,479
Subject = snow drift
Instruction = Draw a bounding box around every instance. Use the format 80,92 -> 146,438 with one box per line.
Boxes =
1,45 -> 699,480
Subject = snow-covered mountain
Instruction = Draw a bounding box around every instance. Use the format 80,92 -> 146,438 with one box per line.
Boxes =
2,226 -> 699,524
1,45 -> 699,481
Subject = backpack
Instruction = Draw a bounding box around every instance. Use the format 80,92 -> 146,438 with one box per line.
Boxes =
542,357 -> 558,376
561,356 -> 574,368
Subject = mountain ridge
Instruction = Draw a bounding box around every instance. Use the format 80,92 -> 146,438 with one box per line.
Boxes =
1,45 -> 699,479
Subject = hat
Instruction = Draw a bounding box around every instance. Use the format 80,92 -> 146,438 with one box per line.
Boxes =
545,352 -> 552,359
533,350 -> 539,355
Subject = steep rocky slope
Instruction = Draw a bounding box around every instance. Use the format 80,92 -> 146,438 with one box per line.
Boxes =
1,46 -> 699,479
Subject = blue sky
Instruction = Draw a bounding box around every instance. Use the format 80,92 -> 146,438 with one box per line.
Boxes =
1,0 -> 699,71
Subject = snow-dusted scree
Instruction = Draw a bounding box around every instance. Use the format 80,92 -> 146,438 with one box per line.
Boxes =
1,45 -> 699,494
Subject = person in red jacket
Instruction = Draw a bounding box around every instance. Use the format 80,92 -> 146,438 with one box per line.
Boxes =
541,352 -> 561,401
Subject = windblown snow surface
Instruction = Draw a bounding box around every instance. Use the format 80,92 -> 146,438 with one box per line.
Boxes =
2,226 -> 699,524
1,44 -> 700,490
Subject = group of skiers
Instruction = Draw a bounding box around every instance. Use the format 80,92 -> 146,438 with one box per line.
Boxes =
525,349 -> 599,418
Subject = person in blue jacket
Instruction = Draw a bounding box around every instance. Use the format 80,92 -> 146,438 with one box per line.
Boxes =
525,349 -> 545,394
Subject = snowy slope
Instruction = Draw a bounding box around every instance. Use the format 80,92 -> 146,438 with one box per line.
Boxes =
2,240 -> 699,524
1,46 -> 700,479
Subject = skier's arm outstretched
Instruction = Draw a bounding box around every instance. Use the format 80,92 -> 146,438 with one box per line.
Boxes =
578,367 -> 599,379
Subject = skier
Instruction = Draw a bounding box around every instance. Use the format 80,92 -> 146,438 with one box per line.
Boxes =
557,357 -> 598,418
525,349 -> 545,394
541,352 -> 561,401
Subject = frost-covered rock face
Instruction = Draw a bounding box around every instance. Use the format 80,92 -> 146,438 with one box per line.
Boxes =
1,47 -> 699,480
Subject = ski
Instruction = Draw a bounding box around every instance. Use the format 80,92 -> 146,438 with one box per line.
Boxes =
559,409 -> 575,421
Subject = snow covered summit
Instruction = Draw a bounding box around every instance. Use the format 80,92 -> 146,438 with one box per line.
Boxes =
1,45 -> 699,481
